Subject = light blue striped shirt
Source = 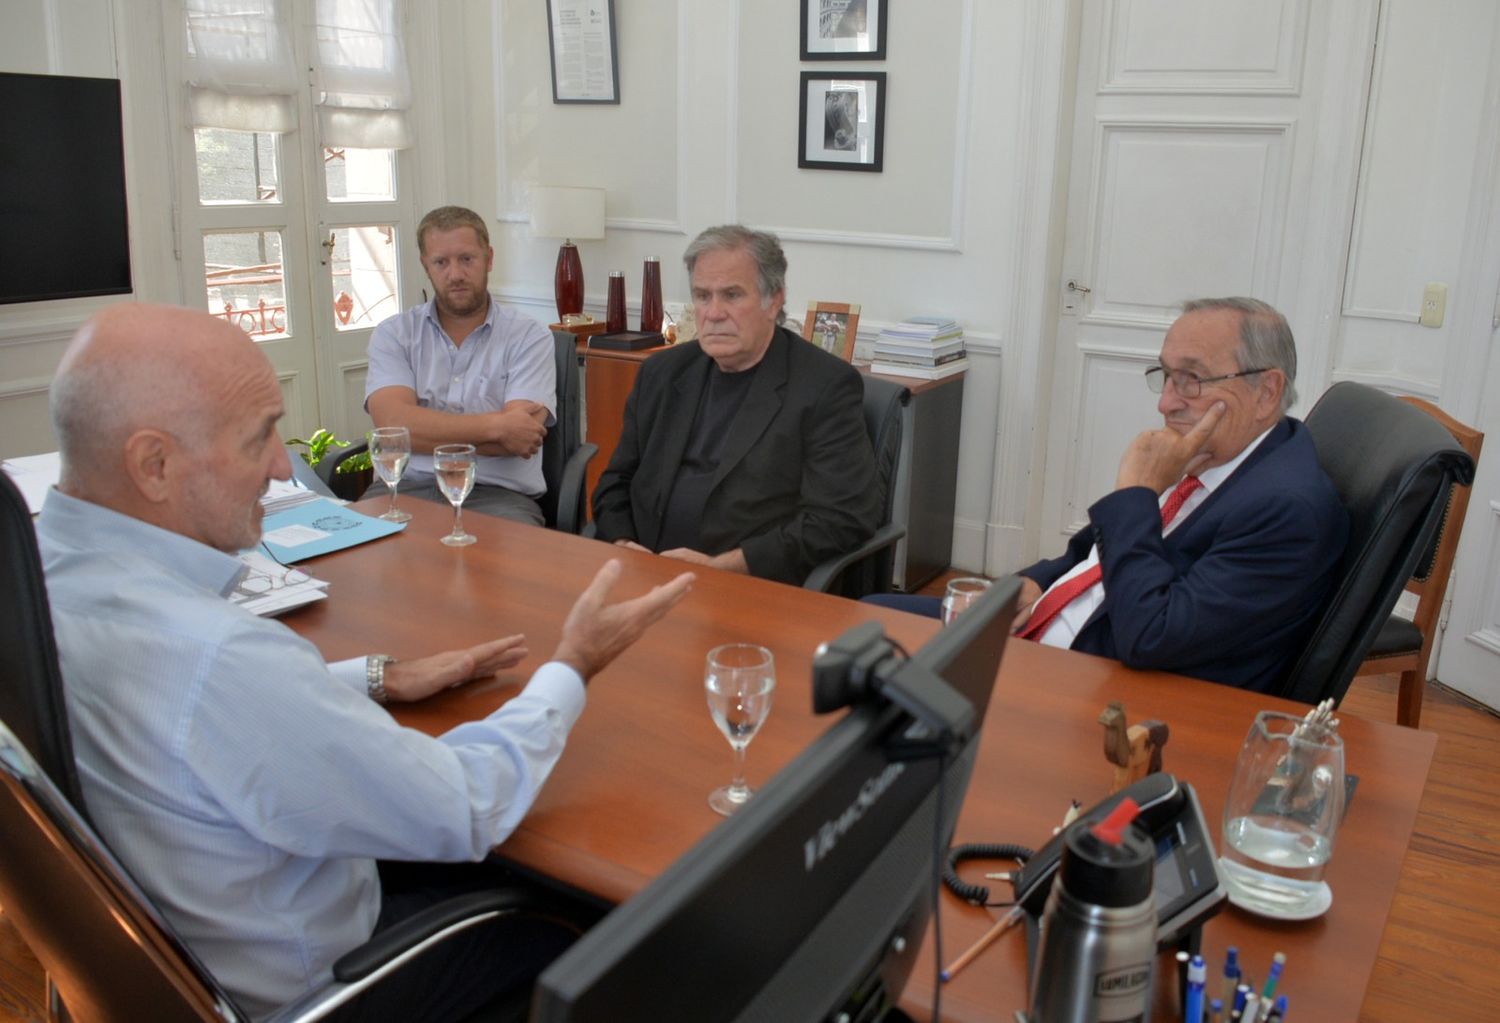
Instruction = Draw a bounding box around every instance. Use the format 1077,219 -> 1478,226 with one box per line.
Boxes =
364,297 -> 556,497
36,489 -> 585,1018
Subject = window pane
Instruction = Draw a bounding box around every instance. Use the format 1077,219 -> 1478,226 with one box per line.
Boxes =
204,232 -> 288,339
330,225 -> 398,331
324,147 -> 396,202
194,129 -> 281,205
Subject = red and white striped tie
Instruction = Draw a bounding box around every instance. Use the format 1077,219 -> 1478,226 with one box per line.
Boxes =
1017,476 -> 1204,642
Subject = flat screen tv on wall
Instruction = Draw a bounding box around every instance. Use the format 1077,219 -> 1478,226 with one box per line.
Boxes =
0,71 -> 132,305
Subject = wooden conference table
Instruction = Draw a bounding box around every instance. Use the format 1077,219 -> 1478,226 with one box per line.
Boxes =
286,499 -> 1436,1021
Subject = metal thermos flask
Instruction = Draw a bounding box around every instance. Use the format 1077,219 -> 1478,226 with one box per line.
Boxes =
1027,801 -> 1157,1023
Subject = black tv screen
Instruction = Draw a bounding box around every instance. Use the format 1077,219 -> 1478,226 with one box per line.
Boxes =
0,72 -> 132,304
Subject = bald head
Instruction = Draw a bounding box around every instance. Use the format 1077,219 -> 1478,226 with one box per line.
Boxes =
51,303 -> 290,550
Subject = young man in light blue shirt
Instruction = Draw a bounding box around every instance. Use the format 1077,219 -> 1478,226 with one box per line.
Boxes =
365,205 -> 556,525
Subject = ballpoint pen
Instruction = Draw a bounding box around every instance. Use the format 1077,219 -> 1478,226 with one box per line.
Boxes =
1222,946 -> 1241,1008
939,904 -> 1024,982
1258,951 -> 1286,1019
1185,954 -> 1206,1023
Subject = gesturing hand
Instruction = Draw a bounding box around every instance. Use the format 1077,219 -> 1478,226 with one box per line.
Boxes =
551,560 -> 696,682
382,634 -> 530,703
1115,401 -> 1226,494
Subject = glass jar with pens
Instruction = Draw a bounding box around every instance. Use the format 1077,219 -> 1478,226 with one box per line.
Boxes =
1219,702 -> 1344,921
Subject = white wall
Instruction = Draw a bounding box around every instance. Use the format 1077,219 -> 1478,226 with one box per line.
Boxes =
0,0 -> 178,458
4,0 -> 1497,585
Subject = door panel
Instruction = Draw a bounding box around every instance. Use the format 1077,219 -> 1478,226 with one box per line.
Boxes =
1040,0 -> 1332,549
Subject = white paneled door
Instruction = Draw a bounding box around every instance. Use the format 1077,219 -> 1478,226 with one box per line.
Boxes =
1038,0 -> 1366,553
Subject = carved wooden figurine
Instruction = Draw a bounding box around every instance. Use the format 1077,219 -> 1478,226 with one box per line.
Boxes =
1099,700 -> 1170,794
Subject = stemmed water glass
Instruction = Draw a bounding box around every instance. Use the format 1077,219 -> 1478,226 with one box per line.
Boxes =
704,644 -> 776,816
433,443 -> 477,546
368,427 -> 412,523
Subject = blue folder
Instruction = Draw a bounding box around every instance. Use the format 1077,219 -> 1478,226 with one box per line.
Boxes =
258,498 -> 406,563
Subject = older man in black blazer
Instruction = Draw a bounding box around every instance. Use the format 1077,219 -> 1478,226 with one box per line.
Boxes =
592,225 -> 880,585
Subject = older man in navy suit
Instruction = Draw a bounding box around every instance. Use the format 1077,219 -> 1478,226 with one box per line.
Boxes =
881,297 -> 1347,693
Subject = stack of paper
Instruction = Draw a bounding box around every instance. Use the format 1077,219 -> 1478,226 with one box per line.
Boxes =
1,451 -> 62,514
261,478 -> 323,515
231,550 -> 330,617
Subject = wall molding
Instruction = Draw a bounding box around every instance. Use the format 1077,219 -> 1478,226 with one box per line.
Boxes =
729,0 -> 976,253
0,375 -> 51,399
1328,368 -> 1440,400
1099,0 -> 1309,96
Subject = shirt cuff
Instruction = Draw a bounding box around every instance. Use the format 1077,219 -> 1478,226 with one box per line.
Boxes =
518,661 -> 588,729
328,656 -> 368,695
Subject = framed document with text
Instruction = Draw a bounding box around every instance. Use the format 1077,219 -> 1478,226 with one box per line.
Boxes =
546,0 -> 620,104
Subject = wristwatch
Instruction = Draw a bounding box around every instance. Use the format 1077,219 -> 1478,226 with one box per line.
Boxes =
366,654 -> 396,704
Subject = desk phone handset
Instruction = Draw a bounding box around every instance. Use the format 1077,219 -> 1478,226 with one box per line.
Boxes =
1013,773 -> 1227,951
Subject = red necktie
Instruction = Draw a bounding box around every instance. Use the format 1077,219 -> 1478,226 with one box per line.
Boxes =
1018,476 -> 1204,642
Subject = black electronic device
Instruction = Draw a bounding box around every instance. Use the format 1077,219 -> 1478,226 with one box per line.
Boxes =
530,577 -> 1021,1023
0,72 -> 133,305
1012,773 -> 1226,951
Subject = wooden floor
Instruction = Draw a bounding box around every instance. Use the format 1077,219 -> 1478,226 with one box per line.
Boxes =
5,576 -> 1500,1021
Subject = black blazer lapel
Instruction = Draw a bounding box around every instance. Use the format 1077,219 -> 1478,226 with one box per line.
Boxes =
638,352 -> 710,548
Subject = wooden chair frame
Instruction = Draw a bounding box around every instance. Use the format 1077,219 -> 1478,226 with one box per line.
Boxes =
1351,396 -> 1483,728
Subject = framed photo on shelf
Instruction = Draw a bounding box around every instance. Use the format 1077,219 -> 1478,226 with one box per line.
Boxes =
546,0 -> 620,104
800,0 -> 888,60
798,71 -> 886,172
801,302 -> 861,362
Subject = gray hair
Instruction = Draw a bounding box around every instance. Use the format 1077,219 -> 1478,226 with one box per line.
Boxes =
1181,296 -> 1298,411
682,225 -> 788,325
51,344 -> 210,486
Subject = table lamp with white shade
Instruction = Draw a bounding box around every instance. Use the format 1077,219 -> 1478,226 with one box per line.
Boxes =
531,186 -> 606,324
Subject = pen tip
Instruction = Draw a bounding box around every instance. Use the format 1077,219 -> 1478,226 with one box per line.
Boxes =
939,971 -> 951,982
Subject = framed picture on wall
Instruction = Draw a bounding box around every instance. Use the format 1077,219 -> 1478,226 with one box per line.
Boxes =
801,302 -> 861,362
546,0 -> 620,103
800,0 -> 888,60
798,72 -> 886,172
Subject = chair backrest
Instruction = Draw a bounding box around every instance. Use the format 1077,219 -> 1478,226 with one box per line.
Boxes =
0,720 -> 234,1023
825,375 -> 909,598
1277,382 -> 1477,706
540,330 -> 586,529
0,471 -> 88,816
1393,395 -> 1484,636
865,375 -> 909,530
0,473 -> 236,1020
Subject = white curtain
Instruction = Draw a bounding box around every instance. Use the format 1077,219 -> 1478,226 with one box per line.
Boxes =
312,0 -> 413,149
183,0 -> 299,132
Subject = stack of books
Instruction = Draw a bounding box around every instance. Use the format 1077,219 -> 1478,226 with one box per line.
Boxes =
869,317 -> 968,380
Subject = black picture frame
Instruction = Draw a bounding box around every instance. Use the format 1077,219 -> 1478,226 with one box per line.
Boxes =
800,0 -> 888,60
546,0 -> 620,104
798,71 -> 886,173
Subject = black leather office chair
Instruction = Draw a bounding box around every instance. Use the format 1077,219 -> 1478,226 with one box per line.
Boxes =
0,471 -> 86,817
803,375 -> 909,598
539,329 -> 598,534
318,330 -> 596,533
0,473 -> 566,1023
1275,382 -> 1477,708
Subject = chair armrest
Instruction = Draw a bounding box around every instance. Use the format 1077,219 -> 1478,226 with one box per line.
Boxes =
317,440 -> 369,486
268,889 -> 556,1023
554,443 -> 598,535
803,522 -> 906,595
332,889 -> 545,981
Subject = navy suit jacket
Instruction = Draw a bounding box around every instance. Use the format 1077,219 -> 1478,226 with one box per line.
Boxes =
1020,418 -> 1348,692
591,327 -> 880,585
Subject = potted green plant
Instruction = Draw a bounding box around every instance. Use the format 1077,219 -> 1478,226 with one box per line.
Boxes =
286,428 -> 373,502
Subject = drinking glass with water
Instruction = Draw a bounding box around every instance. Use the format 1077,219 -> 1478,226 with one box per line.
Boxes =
1218,708 -> 1344,919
